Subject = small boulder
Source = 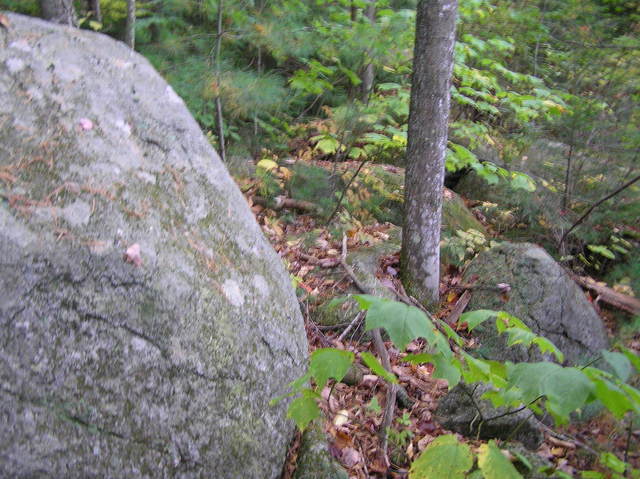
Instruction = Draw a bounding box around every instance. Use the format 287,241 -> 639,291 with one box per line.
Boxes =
462,242 -> 608,365
435,383 -> 544,450
294,421 -> 348,479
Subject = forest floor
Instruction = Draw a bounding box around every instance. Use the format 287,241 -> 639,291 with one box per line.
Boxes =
235,161 -> 639,479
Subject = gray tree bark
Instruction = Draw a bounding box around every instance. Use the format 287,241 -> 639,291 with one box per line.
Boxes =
40,0 -> 77,27
124,0 -> 136,49
88,0 -> 102,24
361,0 -> 376,103
401,0 -> 458,307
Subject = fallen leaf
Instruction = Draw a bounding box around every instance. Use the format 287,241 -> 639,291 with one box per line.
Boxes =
334,409 -> 350,427
340,447 -> 361,468
124,243 -> 142,267
0,13 -> 10,29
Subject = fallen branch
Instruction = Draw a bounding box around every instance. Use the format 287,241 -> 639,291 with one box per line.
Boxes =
571,274 -> 640,316
252,195 -> 321,213
297,252 -> 340,268
559,171 -> 640,249
339,235 -> 397,465
446,290 -> 472,325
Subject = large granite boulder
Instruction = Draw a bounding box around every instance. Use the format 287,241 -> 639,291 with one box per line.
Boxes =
462,242 -> 608,365
0,13 -> 307,478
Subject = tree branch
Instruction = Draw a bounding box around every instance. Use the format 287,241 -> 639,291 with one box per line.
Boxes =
559,172 -> 640,248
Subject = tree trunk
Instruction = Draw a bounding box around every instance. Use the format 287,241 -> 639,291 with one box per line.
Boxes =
361,0 -> 376,103
214,0 -> 227,163
401,0 -> 458,307
125,0 -> 136,49
40,0 -> 77,26
88,0 -> 102,23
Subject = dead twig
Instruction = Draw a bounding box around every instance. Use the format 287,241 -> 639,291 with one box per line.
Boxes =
339,234 -> 396,466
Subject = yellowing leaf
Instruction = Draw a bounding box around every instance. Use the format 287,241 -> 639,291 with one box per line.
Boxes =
409,434 -> 473,479
256,159 -> 279,171
477,441 -> 523,479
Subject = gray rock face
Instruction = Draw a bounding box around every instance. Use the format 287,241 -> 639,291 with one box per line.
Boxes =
435,383 -> 544,450
463,242 -> 608,365
0,13 -> 306,478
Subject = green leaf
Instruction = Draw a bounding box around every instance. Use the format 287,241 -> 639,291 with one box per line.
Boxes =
600,452 -> 626,474
361,352 -> 398,384
366,396 -> 382,414
587,245 -> 616,260
508,362 -> 561,403
510,173 -> 536,192
315,137 -> 340,154
432,353 -> 462,388
287,390 -> 321,431
438,320 -> 465,347
541,367 -> 593,423
477,441 -> 523,479
459,310 -> 497,330
620,346 -> 640,373
409,434 -> 473,479
354,295 -> 434,351
531,337 -> 565,363
584,369 -> 633,419
601,350 -> 632,382
309,348 -> 355,390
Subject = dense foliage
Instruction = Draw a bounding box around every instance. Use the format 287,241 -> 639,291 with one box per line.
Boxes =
5,0 -> 632,292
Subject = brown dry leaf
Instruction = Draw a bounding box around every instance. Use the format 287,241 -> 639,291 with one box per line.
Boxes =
124,243 -> 143,267
551,447 -> 566,457
332,429 -> 353,449
417,434 -> 434,451
0,13 -> 10,29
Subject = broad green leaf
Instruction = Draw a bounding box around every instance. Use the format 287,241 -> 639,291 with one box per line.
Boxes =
461,352 -> 493,383
315,137 -> 340,154
532,337 -> 564,363
404,353 -> 461,388
309,348 -> 354,390
438,320 -> 465,347
431,353 -> 462,388
584,370 -> 632,419
361,352 -> 398,384
601,350 -> 632,382
409,434 -> 473,479
581,471 -> 605,479
510,173 -> 536,192
508,362 -> 561,403
256,158 -> 279,171
541,367 -> 593,423
459,310 -> 497,330
587,245 -> 615,260
270,371 -> 312,406
477,441 -> 523,479
355,295 -> 434,351
600,452 -> 626,474
287,390 -> 321,431
620,346 -> 640,372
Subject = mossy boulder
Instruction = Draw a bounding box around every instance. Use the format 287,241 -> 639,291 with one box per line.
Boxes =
462,242 -> 608,365
0,13 -> 306,478
435,383 -> 544,450
312,239 -> 398,340
293,421 -> 348,479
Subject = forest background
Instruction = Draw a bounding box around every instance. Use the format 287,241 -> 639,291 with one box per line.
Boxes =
5,0 -> 638,293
